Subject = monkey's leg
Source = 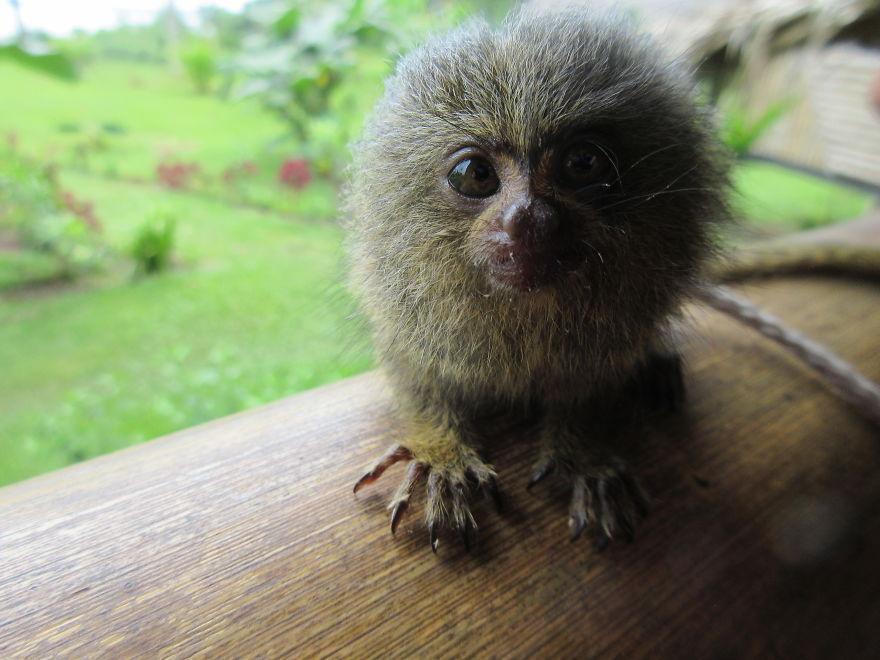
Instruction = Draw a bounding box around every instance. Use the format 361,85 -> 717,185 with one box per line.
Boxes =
529,427 -> 650,550
530,351 -> 681,549
631,350 -> 685,414
353,405 -> 500,553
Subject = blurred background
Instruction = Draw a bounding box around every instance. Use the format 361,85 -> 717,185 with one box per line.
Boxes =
0,0 -> 877,487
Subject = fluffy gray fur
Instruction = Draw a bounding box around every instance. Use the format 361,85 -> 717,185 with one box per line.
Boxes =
347,8 -> 731,548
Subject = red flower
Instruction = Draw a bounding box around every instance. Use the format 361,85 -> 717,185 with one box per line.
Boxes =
60,189 -> 101,231
156,161 -> 201,189
278,158 -> 311,189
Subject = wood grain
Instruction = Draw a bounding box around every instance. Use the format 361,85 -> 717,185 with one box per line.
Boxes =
2,220 -> 880,659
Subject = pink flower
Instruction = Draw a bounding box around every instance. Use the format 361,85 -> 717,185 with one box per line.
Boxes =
278,158 -> 311,189
60,189 -> 101,231
156,161 -> 201,189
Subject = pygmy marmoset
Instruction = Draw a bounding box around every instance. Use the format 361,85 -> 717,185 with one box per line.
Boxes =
345,8 -> 880,552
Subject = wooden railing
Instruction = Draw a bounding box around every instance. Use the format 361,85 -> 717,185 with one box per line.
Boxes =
2,217 -> 879,657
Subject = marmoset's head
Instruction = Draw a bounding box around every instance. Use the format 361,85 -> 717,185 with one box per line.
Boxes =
347,9 -> 729,332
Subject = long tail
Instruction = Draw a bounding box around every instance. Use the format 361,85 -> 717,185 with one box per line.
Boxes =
695,284 -> 880,427
710,245 -> 880,283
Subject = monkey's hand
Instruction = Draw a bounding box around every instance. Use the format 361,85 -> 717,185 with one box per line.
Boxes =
353,434 -> 500,553
529,441 -> 649,551
527,350 -> 681,549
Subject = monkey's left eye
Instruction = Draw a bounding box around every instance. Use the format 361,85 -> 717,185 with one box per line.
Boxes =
559,143 -> 612,188
447,157 -> 500,198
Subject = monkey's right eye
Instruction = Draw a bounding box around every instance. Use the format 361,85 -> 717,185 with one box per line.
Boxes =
447,157 -> 500,198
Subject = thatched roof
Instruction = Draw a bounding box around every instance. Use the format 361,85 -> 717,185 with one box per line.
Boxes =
529,0 -> 879,63
641,0 -> 880,64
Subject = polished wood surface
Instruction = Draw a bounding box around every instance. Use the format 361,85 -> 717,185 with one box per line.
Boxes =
2,220 -> 879,658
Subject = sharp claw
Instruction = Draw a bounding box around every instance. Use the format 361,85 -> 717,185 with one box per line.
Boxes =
353,444 -> 412,493
390,500 -> 408,535
619,513 -> 635,543
429,524 -> 439,553
387,461 -> 426,535
569,475 -> 587,541
485,477 -> 503,512
450,481 -> 476,552
597,486 -> 618,540
597,476 -> 610,507
527,459 -> 555,490
624,476 -> 650,518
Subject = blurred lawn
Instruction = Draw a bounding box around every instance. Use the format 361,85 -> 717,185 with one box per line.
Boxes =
0,60 -> 279,178
0,60 -> 338,219
732,161 -> 873,231
0,58 -> 874,486
0,172 -> 372,485
0,62 -> 372,486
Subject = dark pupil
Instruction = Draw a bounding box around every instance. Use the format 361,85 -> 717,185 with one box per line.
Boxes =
567,151 -> 597,173
472,161 -> 491,181
448,157 -> 498,197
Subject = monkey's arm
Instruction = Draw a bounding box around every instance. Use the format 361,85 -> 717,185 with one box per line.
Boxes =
353,386 -> 500,552
529,351 -> 682,548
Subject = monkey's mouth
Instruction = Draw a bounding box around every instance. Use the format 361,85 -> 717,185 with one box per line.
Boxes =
479,238 -> 578,292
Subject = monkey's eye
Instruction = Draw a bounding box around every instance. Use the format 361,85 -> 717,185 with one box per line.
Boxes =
559,143 -> 612,188
447,157 -> 500,198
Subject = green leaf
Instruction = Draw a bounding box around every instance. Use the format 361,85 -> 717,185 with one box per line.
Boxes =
0,45 -> 77,80
273,8 -> 301,37
347,0 -> 367,25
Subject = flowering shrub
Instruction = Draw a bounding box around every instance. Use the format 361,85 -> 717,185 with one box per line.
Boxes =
278,158 -> 311,189
0,155 -> 105,286
222,159 -> 259,184
60,190 -> 101,231
156,161 -> 201,189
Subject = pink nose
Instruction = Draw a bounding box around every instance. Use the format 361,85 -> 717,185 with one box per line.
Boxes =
500,196 -> 560,243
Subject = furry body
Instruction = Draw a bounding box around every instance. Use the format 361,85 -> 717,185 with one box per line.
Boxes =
347,10 -> 730,548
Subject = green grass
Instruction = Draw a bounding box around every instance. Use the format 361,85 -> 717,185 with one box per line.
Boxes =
0,60 -> 281,178
0,249 -> 66,289
0,173 -> 372,486
0,60 -> 335,219
732,161 -> 874,231
0,58 -> 875,487
0,60 -> 373,486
